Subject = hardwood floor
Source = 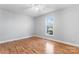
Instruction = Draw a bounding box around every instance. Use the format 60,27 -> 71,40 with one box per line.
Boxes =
0,37 -> 79,54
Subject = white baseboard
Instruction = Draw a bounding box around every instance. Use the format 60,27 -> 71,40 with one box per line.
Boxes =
0,36 -> 32,44
34,35 -> 79,47
1,35 -> 79,48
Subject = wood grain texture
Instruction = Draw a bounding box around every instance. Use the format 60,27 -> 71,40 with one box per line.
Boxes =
0,37 -> 79,54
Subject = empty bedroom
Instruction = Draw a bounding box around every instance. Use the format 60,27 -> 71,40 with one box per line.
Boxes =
0,4 -> 79,54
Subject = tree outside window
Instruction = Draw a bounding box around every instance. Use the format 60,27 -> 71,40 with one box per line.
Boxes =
46,16 -> 54,36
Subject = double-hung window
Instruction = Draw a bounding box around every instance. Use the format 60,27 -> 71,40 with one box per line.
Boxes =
45,16 -> 54,36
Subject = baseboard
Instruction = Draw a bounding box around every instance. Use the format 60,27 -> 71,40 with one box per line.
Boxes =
34,35 -> 79,47
0,36 -> 32,44
1,35 -> 79,48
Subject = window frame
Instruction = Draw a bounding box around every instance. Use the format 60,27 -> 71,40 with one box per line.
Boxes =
45,16 -> 54,36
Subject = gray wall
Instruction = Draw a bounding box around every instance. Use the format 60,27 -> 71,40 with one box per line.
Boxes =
35,5 -> 79,45
0,9 -> 34,42
1,5 -> 79,45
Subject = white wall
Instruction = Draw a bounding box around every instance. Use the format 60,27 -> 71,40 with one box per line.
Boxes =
0,9 -> 34,42
34,9 -> 63,39
1,5 -> 79,45
35,5 -> 79,45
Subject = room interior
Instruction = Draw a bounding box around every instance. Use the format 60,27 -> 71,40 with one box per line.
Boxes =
0,4 -> 79,54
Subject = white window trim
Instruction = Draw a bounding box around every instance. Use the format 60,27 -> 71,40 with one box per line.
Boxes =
45,16 -> 55,36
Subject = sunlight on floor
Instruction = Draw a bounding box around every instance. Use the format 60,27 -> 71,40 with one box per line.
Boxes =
45,42 -> 54,54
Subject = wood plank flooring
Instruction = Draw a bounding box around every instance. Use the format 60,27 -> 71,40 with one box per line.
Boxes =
0,37 -> 79,54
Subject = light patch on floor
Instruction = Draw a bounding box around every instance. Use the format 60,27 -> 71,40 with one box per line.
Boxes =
45,42 -> 54,54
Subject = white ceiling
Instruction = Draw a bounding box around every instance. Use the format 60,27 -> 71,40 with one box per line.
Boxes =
0,4 -> 74,17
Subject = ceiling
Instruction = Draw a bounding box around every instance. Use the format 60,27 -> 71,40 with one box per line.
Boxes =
0,4 -> 74,17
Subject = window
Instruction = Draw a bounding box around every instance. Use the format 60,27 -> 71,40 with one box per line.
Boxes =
45,16 -> 54,36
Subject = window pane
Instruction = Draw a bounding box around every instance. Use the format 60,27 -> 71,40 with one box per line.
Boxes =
46,16 -> 54,36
